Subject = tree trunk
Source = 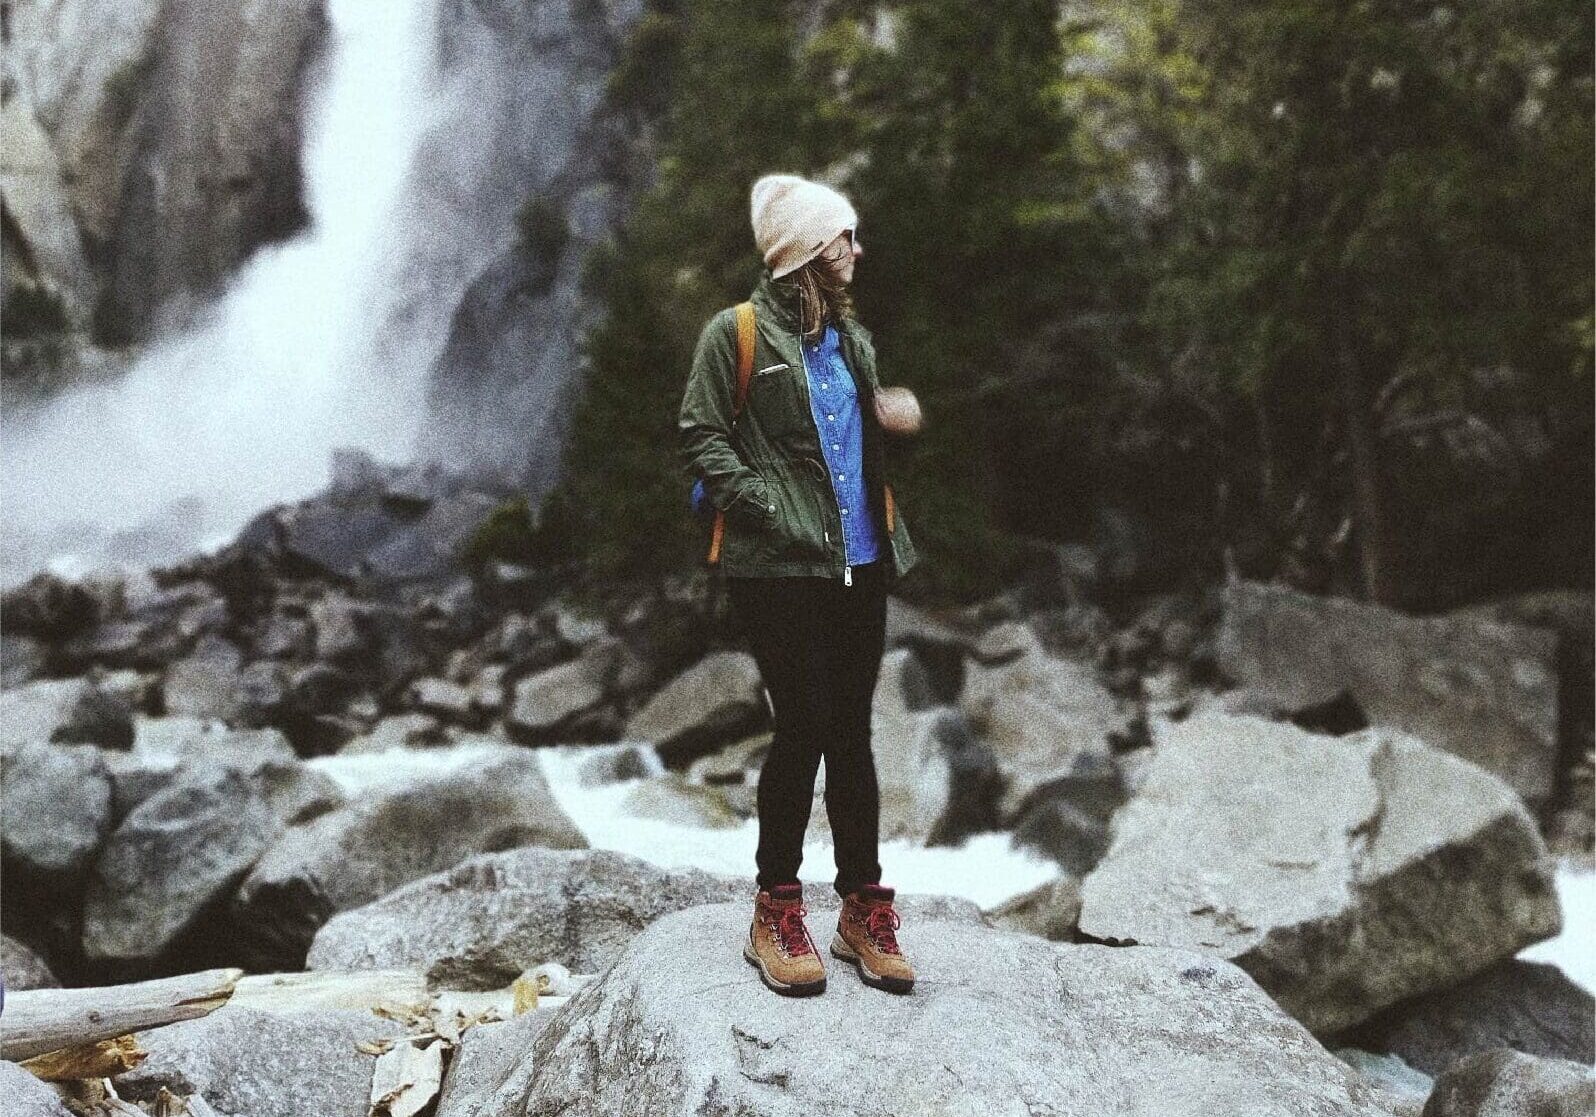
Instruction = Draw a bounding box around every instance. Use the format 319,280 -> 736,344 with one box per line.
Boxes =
0,968 -> 241,1061
1332,284 -> 1401,606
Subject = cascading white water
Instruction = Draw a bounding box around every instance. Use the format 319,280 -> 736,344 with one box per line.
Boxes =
1,0 -> 445,589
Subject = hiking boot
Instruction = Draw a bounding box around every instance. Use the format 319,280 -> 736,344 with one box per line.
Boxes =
831,883 -> 915,993
744,883 -> 826,996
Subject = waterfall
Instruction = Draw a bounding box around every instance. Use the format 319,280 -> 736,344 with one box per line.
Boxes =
1,0 -> 448,589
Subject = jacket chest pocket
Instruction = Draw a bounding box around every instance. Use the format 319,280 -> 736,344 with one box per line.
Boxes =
746,362 -> 812,443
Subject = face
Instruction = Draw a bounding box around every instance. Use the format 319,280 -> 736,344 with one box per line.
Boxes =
816,228 -> 862,285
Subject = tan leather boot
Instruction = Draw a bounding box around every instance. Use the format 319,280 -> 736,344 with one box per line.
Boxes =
744,883 -> 826,996
831,883 -> 915,993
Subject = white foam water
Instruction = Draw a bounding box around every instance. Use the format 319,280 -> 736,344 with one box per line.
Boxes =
2,0 -> 444,587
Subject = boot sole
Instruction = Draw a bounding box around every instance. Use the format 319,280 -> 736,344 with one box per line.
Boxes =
829,931 -> 914,994
743,943 -> 826,997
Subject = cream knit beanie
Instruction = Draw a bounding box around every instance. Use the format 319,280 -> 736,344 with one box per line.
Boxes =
750,173 -> 858,279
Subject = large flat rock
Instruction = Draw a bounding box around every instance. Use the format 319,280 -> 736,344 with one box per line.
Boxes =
233,744 -> 586,967
307,847 -> 981,988
1217,580 -> 1559,805
483,903 -> 1400,1117
1078,713 -> 1562,1034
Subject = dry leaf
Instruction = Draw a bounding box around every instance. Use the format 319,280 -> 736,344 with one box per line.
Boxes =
21,1034 -> 146,1081
511,975 -> 540,1015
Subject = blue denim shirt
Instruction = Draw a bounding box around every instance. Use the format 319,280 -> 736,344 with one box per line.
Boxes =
689,322 -> 883,569
800,322 -> 882,567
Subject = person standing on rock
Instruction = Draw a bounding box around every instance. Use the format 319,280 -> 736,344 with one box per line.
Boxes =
678,172 -> 926,997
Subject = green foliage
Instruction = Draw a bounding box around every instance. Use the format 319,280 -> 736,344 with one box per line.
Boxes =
552,0 -> 1124,602
545,0 -> 1591,608
515,193 -> 570,264
1141,0 -> 1593,600
459,497 -> 539,568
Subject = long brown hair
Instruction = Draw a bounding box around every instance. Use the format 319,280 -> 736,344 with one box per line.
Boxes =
785,238 -> 856,343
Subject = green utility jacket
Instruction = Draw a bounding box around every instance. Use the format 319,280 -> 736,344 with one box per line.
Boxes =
678,267 -> 920,582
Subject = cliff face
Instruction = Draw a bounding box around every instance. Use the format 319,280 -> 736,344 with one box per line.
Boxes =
97,0 -> 327,344
415,0 -> 647,496
2,0 -> 326,347
4,0 -> 650,504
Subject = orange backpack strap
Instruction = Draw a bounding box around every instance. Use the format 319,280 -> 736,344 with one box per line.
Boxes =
707,302 -> 757,564
884,483 -> 896,534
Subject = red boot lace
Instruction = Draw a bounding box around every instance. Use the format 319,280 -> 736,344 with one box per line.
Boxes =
864,904 -> 902,955
768,904 -> 814,957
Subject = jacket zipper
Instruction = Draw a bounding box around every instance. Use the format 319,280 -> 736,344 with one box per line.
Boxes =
796,339 -> 851,586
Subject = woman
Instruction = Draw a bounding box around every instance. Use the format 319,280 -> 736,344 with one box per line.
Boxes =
677,172 -> 925,998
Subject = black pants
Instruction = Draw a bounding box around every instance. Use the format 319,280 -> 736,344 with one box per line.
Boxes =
725,559 -> 889,898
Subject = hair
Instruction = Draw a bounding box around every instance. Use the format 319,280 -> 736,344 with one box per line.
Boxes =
782,235 -> 855,343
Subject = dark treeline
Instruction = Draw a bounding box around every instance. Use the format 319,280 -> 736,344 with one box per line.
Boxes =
532,0 -> 1592,610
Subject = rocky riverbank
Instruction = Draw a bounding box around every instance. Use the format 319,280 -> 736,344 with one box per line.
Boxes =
2,454 -> 1592,1115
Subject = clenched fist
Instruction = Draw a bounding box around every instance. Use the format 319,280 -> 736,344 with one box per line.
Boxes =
873,386 -> 924,436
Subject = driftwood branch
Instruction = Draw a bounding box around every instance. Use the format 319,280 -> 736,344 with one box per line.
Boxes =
0,967 -> 241,1061
229,969 -> 428,1014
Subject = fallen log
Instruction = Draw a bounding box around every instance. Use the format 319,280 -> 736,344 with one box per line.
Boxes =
228,968 -> 427,1013
0,967 -> 241,1061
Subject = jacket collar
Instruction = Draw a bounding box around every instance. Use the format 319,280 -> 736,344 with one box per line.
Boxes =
749,266 -> 868,345
750,267 -> 804,331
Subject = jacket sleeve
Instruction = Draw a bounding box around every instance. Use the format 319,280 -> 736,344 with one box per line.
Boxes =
678,309 -> 774,526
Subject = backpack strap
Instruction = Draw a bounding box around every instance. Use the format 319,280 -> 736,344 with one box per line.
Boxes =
707,301 -> 757,564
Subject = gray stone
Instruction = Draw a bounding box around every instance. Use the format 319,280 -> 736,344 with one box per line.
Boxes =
1421,1049 -> 1594,1117
971,619 -> 1035,664
307,847 -> 748,986
0,1059 -> 75,1117
573,740 -> 663,786
984,875 -> 1083,941
435,1010 -> 561,1117
469,663 -> 509,714
365,491 -> 503,582
1354,960 -> 1594,1076
84,764 -> 285,963
312,594 -> 378,662
107,724 -> 319,820
1,633 -> 46,688
505,658 -> 606,742
255,609 -> 313,659
621,774 -> 742,829
235,745 -> 586,965
339,713 -> 449,753
0,740 -> 112,884
1217,580 -> 1560,806
1,932 -> 59,989
684,732 -> 770,786
874,705 -> 1001,845
0,676 -> 133,748
163,647 -> 246,721
959,624 -> 1132,820
546,603 -> 607,649
1078,713 -> 1563,1035
1334,1050 -> 1433,1117
623,651 -> 766,763
1007,748 -> 1126,874
407,677 -> 481,725
116,1006 -> 405,1117
875,644 -> 940,712
134,722 -> 296,764
490,903 -> 1401,1117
